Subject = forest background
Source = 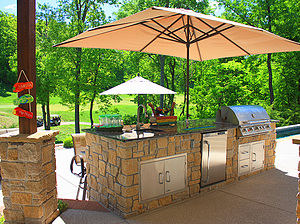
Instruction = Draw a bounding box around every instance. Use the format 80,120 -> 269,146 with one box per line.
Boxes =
0,0 -> 299,134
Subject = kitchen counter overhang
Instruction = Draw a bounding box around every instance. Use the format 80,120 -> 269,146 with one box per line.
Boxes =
83,119 -> 238,142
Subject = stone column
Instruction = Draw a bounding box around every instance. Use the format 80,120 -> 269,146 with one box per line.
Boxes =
293,139 -> 300,223
0,131 -> 59,223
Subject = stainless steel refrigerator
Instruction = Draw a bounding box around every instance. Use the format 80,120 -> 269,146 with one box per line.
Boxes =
201,131 -> 228,187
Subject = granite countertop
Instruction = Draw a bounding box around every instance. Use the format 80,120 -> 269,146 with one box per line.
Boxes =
83,119 -> 238,142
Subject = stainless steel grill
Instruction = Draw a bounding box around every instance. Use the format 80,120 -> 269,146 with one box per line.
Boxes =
216,105 -> 273,136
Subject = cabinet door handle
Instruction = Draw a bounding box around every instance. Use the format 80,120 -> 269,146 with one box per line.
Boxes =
252,152 -> 257,162
241,165 -> 248,168
241,151 -> 248,154
159,172 -> 164,184
166,171 -> 171,182
203,140 -> 210,183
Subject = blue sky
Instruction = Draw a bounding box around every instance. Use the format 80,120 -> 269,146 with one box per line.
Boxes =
0,0 -> 222,17
0,0 -> 118,16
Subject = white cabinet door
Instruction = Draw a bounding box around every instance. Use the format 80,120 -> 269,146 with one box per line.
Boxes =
165,155 -> 186,194
140,160 -> 165,202
251,141 -> 264,171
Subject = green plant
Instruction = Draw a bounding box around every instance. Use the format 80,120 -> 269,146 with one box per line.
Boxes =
54,124 -> 90,143
122,114 -> 137,125
0,214 -> 5,224
63,137 -> 73,148
58,199 -> 69,214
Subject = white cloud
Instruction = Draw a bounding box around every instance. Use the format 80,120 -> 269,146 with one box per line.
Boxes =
4,4 -> 17,13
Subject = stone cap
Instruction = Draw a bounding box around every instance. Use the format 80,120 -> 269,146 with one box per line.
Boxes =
0,130 -> 59,143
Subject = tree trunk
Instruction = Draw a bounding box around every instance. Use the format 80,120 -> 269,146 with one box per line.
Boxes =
90,91 -> 96,128
267,53 -> 274,105
42,104 -> 46,130
159,55 -> 165,109
169,58 -> 176,107
46,99 -> 50,130
75,48 -> 82,133
298,76 -> 300,105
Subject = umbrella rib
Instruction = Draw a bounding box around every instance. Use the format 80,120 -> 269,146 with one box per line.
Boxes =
145,21 -> 184,43
189,19 -> 203,61
55,14 -> 172,47
190,25 -> 234,44
150,17 -> 187,43
195,18 -> 251,55
139,15 -> 185,52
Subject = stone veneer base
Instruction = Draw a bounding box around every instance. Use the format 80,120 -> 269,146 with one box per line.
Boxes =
0,130 -> 59,224
85,125 -> 276,218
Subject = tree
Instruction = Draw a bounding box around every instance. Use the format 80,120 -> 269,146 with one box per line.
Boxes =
36,4 -> 69,129
56,0 -> 112,133
116,0 -> 211,114
0,11 -> 17,86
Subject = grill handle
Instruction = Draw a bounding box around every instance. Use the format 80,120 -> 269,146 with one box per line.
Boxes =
242,119 -> 270,125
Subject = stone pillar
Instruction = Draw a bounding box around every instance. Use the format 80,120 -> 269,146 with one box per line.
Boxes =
0,131 -> 59,223
293,139 -> 300,223
298,145 -> 300,224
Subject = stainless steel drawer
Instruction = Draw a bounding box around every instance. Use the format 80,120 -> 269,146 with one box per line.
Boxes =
239,144 -> 250,160
238,159 -> 250,175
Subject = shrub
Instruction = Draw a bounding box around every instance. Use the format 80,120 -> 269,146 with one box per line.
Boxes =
63,137 -> 73,148
0,215 -> 4,224
58,200 -> 69,214
122,113 -> 150,125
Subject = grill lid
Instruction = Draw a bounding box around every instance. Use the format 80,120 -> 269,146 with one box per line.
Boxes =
216,105 -> 270,125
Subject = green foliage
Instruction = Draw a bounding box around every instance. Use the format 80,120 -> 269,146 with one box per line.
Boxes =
1,1 -> 300,129
63,137 -> 73,148
122,114 -> 138,125
54,124 -> 90,143
58,199 -> 69,214
0,11 -> 17,85
0,215 -> 4,224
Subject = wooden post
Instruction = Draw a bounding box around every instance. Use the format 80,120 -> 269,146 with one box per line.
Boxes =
17,0 -> 37,134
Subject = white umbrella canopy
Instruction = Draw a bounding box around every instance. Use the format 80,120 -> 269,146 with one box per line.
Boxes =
99,76 -> 176,95
55,6 -> 300,119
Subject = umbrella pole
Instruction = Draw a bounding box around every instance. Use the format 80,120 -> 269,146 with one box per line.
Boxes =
186,46 -> 190,127
186,16 -> 190,127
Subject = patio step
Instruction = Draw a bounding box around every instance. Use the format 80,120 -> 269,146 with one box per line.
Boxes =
59,199 -> 109,212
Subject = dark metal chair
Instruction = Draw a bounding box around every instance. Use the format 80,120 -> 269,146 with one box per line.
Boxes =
70,154 -> 87,200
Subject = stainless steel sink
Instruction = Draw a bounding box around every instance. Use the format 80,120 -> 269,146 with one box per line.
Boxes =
136,128 -> 164,133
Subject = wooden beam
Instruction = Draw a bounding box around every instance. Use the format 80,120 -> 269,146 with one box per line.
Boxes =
17,0 -> 37,134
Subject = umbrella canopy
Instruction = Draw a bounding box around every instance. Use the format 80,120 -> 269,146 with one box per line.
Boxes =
55,6 -> 300,119
99,76 -> 176,95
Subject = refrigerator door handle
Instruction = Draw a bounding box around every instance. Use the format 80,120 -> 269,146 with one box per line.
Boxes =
203,140 -> 210,183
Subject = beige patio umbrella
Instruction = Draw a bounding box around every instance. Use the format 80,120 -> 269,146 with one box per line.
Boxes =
55,6 -> 300,120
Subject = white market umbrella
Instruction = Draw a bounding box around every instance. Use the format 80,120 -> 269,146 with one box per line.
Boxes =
99,76 -> 176,95
55,6 -> 300,119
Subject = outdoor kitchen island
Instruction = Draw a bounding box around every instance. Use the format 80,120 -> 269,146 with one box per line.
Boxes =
83,117 -> 277,218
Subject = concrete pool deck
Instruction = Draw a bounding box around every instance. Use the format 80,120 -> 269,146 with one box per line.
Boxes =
1,134 -> 299,223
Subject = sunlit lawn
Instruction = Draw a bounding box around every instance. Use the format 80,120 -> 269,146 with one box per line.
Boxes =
0,91 -> 186,142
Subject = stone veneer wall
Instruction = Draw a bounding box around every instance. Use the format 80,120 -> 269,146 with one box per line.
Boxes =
85,126 -> 276,218
86,132 -> 202,217
227,123 -> 277,182
293,141 -> 300,223
0,131 -> 59,224
86,128 -> 235,217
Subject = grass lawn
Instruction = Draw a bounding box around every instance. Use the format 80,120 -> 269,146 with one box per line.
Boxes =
0,89 -> 185,143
